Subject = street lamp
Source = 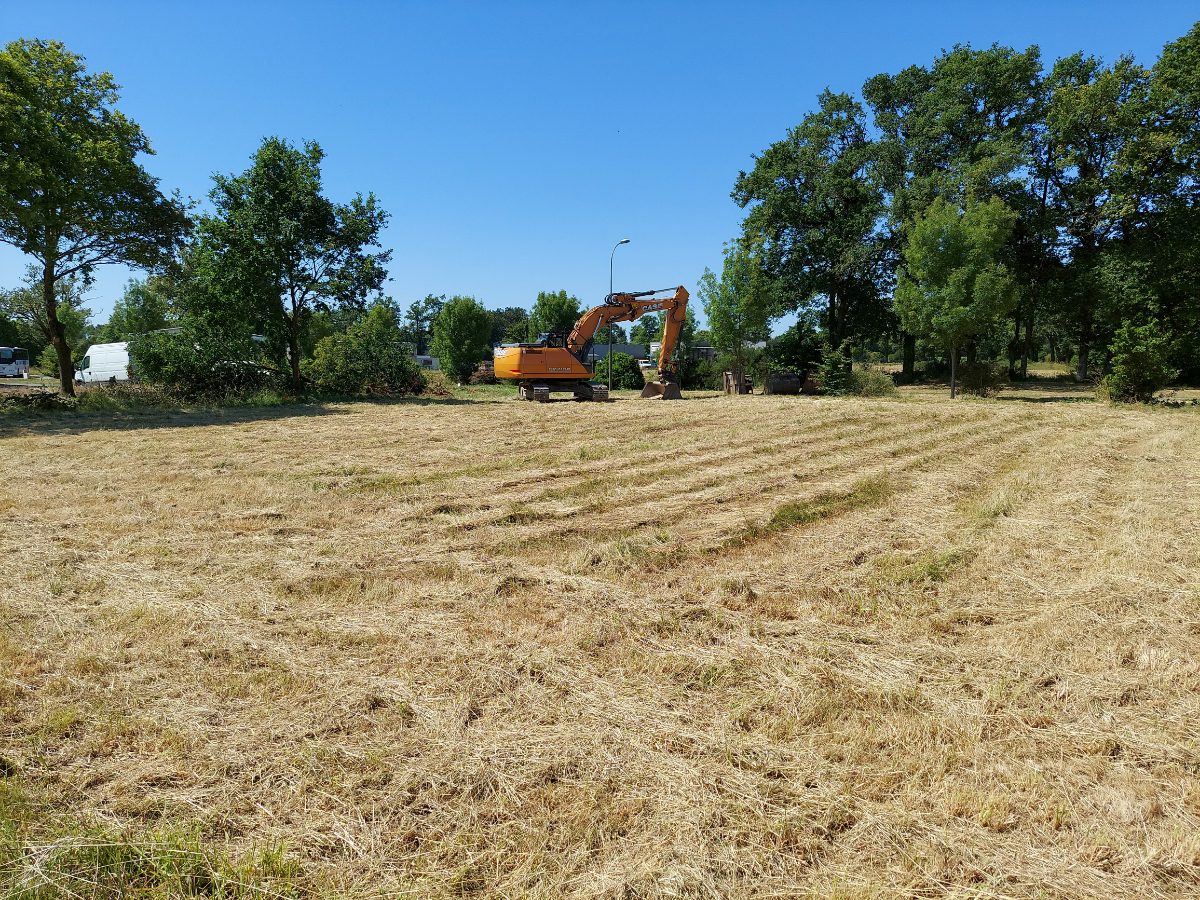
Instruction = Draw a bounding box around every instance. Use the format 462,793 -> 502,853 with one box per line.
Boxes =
608,238 -> 630,391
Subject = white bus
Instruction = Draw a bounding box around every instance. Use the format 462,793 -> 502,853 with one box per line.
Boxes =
0,346 -> 30,378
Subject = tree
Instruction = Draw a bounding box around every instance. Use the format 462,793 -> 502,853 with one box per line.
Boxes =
0,39 -> 189,395
96,277 -> 174,342
527,290 -> 581,340
129,319 -> 275,399
864,44 -> 1043,379
733,90 -> 888,352
894,196 -> 1019,397
596,323 -> 627,344
0,269 -> 91,376
196,137 -> 390,390
489,306 -> 529,345
696,246 -> 771,383
1098,319 -> 1177,402
401,294 -> 445,355
767,312 -> 824,377
603,352 -> 644,390
431,296 -> 492,383
1041,52 -> 1155,380
304,301 -> 424,396
628,318 -> 657,346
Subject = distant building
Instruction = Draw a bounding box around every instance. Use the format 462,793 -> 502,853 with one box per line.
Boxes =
414,354 -> 440,370
585,342 -> 649,365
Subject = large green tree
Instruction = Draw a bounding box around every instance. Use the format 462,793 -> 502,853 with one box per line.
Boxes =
195,137 -> 390,390
489,305 -> 529,345
527,290 -> 581,340
1041,52 -> 1155,380
864,44 -> 1043,376
95,277 -> 174,342
431,295 -> 491,383
0,39 -> 189,394
401,294 -> 445,355
733,90 -> 888,352
696,246 -> 771,383
894,197 -> 1019,397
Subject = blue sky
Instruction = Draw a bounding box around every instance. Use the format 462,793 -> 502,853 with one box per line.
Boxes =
2,1 -> 1197,325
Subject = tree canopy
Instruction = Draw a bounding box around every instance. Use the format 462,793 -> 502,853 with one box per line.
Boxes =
894,197 -> 1019,396
696,246 -> 771,380
192,137 -> 390,390
431,295 -> 492,383
0,39 -> 189,393
527,290 -> 581,340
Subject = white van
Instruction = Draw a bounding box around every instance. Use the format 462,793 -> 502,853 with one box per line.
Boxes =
75,342 -> 132,384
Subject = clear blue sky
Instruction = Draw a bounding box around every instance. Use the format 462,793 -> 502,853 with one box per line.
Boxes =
3,1 -> 1197,325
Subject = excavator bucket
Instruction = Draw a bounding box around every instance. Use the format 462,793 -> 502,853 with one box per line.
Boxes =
640,380 -> 683,400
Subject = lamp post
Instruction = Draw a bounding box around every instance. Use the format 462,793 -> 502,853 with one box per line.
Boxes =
608,238 -> 630,390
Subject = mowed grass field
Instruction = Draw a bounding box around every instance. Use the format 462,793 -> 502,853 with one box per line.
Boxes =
2,390 -> 1199,898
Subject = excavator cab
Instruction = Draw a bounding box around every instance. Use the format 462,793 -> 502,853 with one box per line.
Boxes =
533,332 -> 567,348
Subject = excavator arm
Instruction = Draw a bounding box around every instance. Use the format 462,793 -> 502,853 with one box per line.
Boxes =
567,286 -> 690,377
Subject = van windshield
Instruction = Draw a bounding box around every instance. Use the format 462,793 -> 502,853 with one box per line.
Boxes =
80,356 -> 90,370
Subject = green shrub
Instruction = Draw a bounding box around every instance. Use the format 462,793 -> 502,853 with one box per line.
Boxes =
0,390 -> 75,415
767,314 -> 823,376
304,304 -> 425,396
597,352 -> 645,390
685,357 -> 724,391
75,383 -> 176,411
129,321 -> 282,400
848,367 -> 897,396
958,361 -> 1006,397
431,296 -> 492,383
817,342 -> 852,395
1098,319 -> 1178,403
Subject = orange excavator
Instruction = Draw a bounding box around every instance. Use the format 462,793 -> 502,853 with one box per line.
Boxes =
494,286 -> 689,401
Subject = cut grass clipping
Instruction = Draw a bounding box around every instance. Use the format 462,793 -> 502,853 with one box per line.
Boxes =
730,473 -> 897,547
3,394 -> 1199,898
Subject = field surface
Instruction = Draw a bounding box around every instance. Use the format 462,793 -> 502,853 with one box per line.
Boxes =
2,392 -> 1199,898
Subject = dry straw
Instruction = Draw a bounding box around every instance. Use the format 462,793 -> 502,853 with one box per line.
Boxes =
1,392 -> 1198,897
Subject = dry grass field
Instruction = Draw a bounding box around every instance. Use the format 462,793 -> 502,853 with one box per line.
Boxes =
2,390 -> 1199,898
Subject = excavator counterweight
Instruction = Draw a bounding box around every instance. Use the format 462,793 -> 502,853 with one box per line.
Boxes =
494,285 -> 689,402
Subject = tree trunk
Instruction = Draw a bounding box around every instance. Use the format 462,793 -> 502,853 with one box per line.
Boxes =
1021,316 -> 1033,380
901,333 -> 915,378
950,346 -> 958,399
287,320 -> 303,392
43,264 -> 75,397
1075,321 -> 1091,382
1009,314 -> 1021,379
